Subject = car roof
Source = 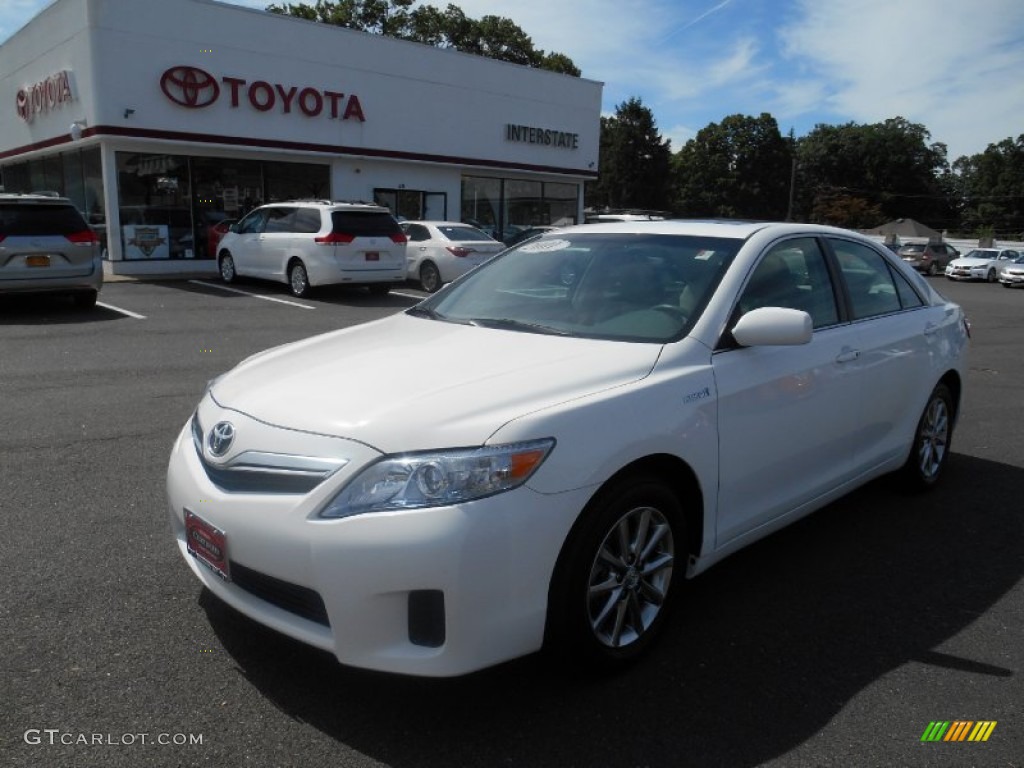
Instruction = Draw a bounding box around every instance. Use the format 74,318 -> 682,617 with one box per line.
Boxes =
561,219 -> 869,241
0,192 -> 75,204
261,200 -> 389,211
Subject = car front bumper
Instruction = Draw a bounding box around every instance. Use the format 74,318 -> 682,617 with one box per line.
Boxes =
999,272 -> 1024,287
166,418 -> 587,676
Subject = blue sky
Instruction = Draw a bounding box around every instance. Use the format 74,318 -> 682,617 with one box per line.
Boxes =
3,0 -> 1022,162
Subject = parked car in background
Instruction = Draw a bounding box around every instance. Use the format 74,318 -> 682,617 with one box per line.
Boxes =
945,248 -> 1020,282
0,192 -> 103,307
998,254 -> 1024,288
401,221 -> 504,292
205,216 -> 236,259
216,201 -> 407,297
169,220 -> 969,677
899,241 -> 959,275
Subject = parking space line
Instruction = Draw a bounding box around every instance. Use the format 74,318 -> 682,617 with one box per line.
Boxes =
189,280 -> 315,309
97,301 -> 147,319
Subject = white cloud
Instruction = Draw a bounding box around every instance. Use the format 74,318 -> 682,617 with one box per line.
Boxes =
777,0 -> 1024,157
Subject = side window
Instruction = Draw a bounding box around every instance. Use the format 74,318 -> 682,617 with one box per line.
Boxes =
892,268 -> 924,309
405,224 -> 430,242
236,209 -> 266,235
830,239 -> 902,319
738,237 -> 839,329
262,207 -> 295,233
292,207 -> 321,234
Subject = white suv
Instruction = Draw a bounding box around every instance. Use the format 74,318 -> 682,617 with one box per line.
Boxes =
216,201 -> 407,297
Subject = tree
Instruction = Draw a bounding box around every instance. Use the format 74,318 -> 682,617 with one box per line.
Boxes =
587,98 -> 672,211
794,117 -> 953,229
267,1 -> 580,75
953,135 -> 1024,239
672,113 -> 792,219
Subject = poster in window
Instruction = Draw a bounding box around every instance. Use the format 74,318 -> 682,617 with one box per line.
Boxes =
123,224 -> 170,259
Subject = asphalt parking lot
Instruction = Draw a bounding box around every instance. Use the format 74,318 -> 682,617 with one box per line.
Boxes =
1,275 -> 1021,768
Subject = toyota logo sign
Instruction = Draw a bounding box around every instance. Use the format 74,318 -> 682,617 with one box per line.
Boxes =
160,65 -> 220,108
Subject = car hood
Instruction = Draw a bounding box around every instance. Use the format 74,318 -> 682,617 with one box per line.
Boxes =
210,313 -> 662,453
949,257 -> 992,266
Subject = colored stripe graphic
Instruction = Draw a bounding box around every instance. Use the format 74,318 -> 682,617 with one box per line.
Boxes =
968,722 -> 997,742
921,721 -> 996,742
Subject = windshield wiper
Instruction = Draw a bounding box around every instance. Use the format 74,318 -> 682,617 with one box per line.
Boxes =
467,318 -> 572,336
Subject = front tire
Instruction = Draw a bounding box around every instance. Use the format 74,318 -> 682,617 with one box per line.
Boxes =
546,476 -> 683,670
986,268 -> 996,283
927,262 -> 939,276
288,261 -> 310,297
901,383 -> 954,491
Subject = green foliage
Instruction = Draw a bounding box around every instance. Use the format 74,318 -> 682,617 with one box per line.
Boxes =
588,98 -> 672,211
267,0 -> 580,75
672,113 -> 792,219
954,135 -> 1024,239
793,117 -> 952,228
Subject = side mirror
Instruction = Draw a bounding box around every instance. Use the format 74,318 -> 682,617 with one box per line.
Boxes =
732,306 -> 812,347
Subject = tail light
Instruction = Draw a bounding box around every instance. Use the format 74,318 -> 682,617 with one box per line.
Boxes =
66,230 -> 100,246
315,232 -> 356,245
446,246 -> 473,257
390,233 -> 408,244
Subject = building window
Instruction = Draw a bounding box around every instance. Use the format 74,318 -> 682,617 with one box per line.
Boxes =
462,176 -> 579,243
115,152 -> 328,260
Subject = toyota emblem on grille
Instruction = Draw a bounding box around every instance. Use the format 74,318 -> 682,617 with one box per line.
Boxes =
160,65 -> 220,108
207,421 -> 235,457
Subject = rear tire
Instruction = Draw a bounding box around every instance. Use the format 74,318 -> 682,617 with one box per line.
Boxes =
219,253 -> 236,284
546,476 -> 683,670
419,261 -> 442,293
927,262 -> 939,276
73,290 -> 98,309
900,383 -> 954,491
288,261 -> 310,298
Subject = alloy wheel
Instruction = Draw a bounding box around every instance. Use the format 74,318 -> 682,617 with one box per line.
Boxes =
586,505 -> 675,649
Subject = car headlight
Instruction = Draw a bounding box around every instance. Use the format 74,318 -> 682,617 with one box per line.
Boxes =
318,438 -> 555,519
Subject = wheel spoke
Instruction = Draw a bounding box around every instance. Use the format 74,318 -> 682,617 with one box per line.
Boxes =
640,551 -> 674,578
589,574 -> 620,596
598,545 -> 626,571
592,588 -> 623,630
609,598 -> 629,647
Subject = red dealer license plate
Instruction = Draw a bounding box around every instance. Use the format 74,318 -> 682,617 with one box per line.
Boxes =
185,510 -> 230,580
365,252 -> 379,261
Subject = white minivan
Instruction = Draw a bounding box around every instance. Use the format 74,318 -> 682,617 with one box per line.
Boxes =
216,201 -> 407,297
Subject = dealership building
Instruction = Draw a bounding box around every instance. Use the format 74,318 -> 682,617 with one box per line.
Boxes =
0,0 -> 601,275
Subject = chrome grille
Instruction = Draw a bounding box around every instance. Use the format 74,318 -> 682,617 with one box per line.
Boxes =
191,414 -> 346,494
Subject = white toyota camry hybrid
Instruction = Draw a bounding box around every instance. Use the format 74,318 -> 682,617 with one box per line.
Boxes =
168,221 -> 969,677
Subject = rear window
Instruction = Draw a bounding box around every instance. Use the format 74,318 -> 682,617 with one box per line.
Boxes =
437,225 -> 493,242
330,210 -> 402,237
901,244 -> 925,253
0,202 -> 89,236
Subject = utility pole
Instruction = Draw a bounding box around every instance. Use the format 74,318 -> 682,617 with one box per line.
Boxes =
786,157 -> 797,221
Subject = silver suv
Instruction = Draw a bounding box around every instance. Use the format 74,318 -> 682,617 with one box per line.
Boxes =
0,193 -> 103,308
216,201 -> 407,297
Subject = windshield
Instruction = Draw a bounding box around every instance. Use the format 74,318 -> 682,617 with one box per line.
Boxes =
964,250 -> 997,259
411,233 -> 739,342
